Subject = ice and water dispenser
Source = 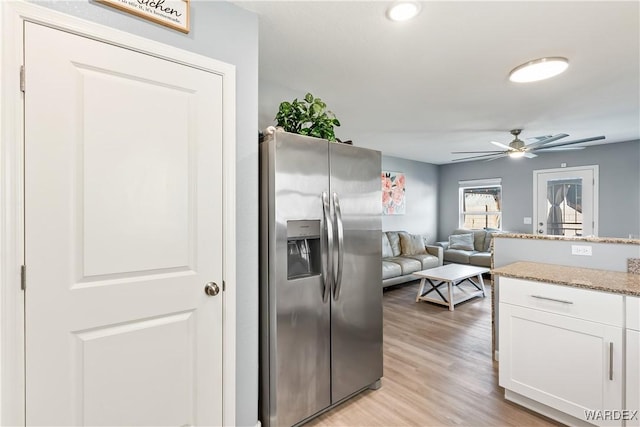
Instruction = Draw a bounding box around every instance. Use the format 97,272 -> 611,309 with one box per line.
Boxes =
287,220 -> 321,279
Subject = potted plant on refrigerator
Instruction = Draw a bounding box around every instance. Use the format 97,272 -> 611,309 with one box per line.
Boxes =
274,92 -> 342,142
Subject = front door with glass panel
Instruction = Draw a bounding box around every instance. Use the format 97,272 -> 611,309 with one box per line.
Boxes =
533,166 -> 598,237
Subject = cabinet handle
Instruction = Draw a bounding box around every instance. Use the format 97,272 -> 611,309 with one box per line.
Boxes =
530,295 -> 574,305
609,342 -> 613,381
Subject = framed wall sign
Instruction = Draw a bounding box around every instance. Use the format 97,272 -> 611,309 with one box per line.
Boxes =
96,0 -> 190,33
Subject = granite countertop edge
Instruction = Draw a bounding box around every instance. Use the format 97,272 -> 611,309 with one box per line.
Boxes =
493,233 -> 640,245
492,261 -> 640,297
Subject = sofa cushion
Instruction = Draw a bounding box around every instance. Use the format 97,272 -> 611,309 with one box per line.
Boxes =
444,249 -> 476,264
449,233 -> 474,250
483,229 -> 505,252
387,232 -> 402,257
405,254 -> 439,270
387,257 -> 422,275
382,260 -> 403,279
399,232 -> 427,255
453,228 -> 486,251
382,233 -> 394,258
469,252 -> 492,268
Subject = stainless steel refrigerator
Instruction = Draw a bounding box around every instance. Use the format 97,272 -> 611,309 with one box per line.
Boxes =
259,130 -> 383,427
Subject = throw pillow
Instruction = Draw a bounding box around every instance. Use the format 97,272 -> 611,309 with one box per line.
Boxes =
449,233 -> 474,251
382,233 -> 394,258
400,233 -> 427,255
453,228 -> 484,251
388,232 -> 402,256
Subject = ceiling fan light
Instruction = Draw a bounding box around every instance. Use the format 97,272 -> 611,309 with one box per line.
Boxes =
509,57 -> 569,83
508,151 -> 525,158
386,1 -> 421,21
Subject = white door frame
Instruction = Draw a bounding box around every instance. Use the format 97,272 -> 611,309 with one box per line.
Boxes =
532,165 -> 599,237
0,2 -> 237,425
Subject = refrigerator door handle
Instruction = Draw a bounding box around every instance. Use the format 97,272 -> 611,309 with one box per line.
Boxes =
332,192 -> 345,300
322,191 -> 333,303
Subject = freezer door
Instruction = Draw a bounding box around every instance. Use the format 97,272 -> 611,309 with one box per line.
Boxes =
329,143 -> 383,403
267,132 -> 331,427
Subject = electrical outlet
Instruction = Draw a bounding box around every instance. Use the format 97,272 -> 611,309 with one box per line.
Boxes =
523,217 -> 532,225
571,245 -> 592,256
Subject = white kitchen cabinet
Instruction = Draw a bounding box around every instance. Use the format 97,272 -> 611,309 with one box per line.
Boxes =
499,277 -> 624,427
627,297 -> 640,427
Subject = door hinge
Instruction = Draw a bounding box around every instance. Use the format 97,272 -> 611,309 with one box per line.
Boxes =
20,265 -> 26,291
20,65 -> 25,93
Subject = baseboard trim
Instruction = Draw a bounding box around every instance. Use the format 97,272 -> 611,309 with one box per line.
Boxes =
504,390 -> 593,427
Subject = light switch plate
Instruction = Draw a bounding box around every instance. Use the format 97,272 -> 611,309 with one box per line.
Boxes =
571,245 -> 592,256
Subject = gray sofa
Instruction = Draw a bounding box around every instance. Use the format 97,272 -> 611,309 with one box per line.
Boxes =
435,228 -> 503,268
382,231 -> 443,288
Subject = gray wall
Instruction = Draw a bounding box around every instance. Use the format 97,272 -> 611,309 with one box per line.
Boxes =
494,237 -> 640,272
438,140 -> 640,240
382,156 -> 439,243
32,2 -> 259,425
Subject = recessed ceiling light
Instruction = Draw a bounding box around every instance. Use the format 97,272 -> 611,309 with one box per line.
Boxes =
509,57 -> 569,83
386,1 -> 421,22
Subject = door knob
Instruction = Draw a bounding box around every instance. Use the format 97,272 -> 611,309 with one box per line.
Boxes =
204,282 -> 220,296
538,229 -> 544,234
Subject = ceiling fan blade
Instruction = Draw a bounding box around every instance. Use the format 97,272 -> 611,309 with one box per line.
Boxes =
523,152 -> 538,158
489,141 -> 513,150
452,152 -> 505,162
524,133 -> 569,150
451,150 -> 505,154
534,146 -> 586,152
526,135 -> 553,142
532,135 -> 606,150
484,154 -> 509,162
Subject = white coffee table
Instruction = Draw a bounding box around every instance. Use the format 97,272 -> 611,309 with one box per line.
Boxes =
415,264 -> 489,311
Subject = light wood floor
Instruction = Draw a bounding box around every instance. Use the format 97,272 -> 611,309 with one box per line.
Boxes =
307,281 -> 561,427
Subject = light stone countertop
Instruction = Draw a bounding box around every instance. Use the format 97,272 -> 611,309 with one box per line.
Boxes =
494,233 -> 640,245
492,261 -> 640,296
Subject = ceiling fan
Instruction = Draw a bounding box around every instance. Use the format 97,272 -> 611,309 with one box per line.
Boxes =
451,129 -> 606,162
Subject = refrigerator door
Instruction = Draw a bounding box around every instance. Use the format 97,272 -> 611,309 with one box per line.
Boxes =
329,143 -> 383,403
263,132 -> 331,427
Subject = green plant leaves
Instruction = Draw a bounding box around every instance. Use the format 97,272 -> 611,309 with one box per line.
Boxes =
274,92 -> 340,141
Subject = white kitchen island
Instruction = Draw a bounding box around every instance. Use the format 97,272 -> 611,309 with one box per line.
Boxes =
493,261 -> 640,427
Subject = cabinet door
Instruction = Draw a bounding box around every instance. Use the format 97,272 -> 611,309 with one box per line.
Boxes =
627,330 -> 640,427
499,303 -> 623,426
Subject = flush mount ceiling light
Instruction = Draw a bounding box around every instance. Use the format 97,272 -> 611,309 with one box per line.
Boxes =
509,57 -> 569,83
386,1 -> 421,22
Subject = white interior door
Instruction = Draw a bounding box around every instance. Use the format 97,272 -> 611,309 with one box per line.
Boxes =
24,21 -> 223,426
533,166 -> 598,237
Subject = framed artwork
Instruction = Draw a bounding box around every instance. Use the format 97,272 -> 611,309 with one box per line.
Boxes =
381,171 -> 406,215
96,0 -> 190,33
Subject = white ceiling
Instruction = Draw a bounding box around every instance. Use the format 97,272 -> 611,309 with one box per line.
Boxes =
237,1 -> 640,164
